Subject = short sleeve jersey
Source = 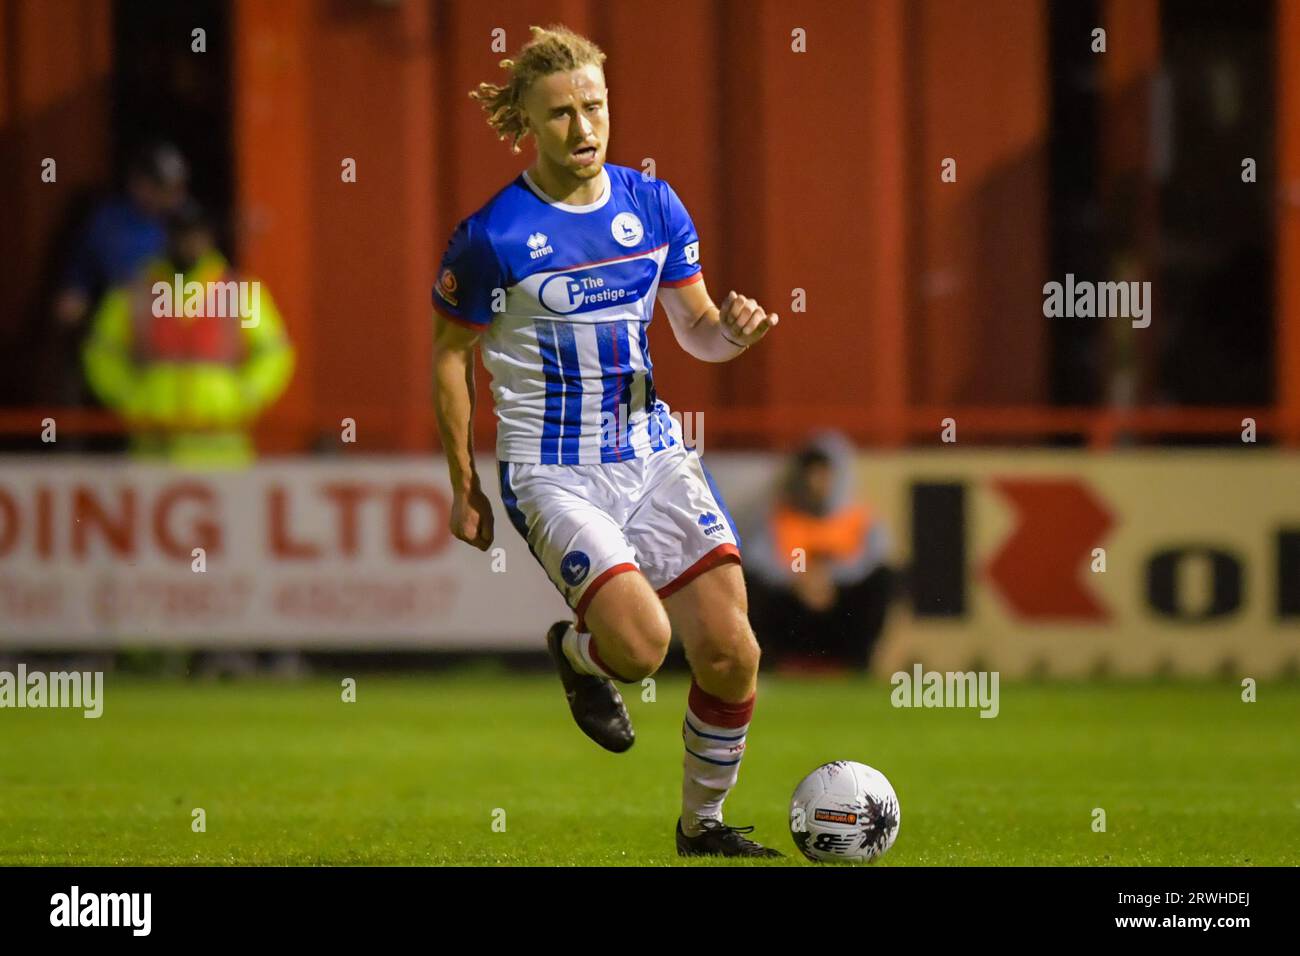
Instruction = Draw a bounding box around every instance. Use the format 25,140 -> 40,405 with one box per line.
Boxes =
433,164 -> 703,464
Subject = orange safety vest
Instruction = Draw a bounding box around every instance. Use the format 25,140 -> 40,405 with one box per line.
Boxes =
772,503 -> 871,564
128,269 -> 249,366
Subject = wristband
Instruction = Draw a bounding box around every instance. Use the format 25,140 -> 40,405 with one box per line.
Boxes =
720,329 -> 748,351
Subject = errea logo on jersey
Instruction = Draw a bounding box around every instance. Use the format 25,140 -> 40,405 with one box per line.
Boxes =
526,232 -> 554,259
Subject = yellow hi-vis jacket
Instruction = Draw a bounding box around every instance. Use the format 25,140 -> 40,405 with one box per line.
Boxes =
82,250 -> 295,468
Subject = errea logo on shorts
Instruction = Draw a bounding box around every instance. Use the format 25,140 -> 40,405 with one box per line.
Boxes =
698,512 -> 725,537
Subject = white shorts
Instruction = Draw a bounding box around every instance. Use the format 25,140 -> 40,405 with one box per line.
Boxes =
497,443 -> 741,631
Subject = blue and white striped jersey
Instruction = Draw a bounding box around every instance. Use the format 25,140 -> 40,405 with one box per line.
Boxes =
433,164 -> 703,464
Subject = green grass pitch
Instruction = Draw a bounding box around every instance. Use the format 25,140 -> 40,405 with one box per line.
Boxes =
2,669 -> 1297,865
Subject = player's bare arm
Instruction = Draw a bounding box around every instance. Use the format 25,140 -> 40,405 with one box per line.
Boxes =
658,278 -> 780,362
432,312 -> 494,551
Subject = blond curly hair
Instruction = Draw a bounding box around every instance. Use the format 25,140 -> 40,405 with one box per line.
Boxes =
469,25 -> 607,153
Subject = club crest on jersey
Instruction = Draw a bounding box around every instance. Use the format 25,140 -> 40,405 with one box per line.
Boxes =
437,268 -> 459,306
560,550 -> 591,587
698,512 -> 725,536
526,232 -> 554,259
611,212 -> 644,247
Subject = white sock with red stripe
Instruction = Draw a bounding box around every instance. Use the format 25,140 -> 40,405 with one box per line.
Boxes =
681,680 -> 754,837
560,623 -> 624,681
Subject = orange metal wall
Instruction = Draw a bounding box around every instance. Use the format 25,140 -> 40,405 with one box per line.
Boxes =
911,0 -> 1049,408
0,0 -> 113,396
21,2 -> 1286,448
230,0 -> 1054,452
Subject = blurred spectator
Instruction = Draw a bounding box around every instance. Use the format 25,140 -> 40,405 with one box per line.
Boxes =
81,200 -> 294,468
744,432 -> 895,672
54,142 -> 189,334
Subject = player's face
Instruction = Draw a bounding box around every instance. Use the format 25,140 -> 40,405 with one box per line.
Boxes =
523,65 -> 609,181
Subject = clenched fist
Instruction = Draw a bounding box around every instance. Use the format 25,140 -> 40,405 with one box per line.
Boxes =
718,290 -> 779,348
451,481 -> 495,551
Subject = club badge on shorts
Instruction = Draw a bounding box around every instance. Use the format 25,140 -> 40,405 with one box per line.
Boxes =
561,550 -> 591,586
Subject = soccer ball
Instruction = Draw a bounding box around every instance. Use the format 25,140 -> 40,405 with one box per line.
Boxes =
789,761 -> 900,862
